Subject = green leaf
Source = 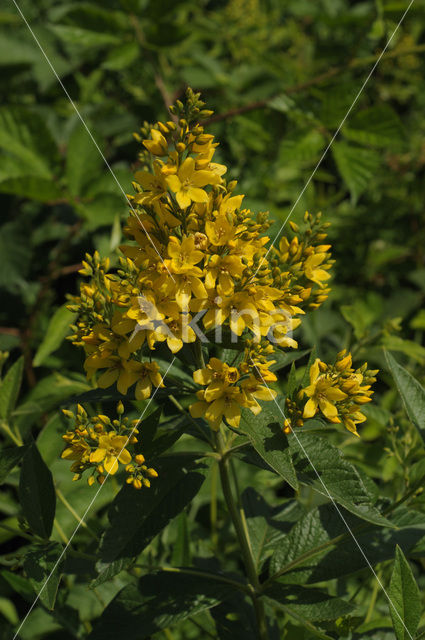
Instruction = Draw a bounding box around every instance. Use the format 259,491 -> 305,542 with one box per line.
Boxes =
99,456 -> 209,566
23,542 -> 63,610
66,123 -> 105,196
332,141 -> 380,203
264,583 -> 355,621
76,193 -> 125,230
385,351 -> 425,444
287,433 -> 390,526
0,107 -> 57,178
0,356 -> 24,420
0,222 -> 32,293
33,304 -> 77,367
18,443 -> 56,539
89,571 -> 236,640
48,24 -> 121,48
388,546 -> 421,640
270,348 -> 310,373
0,176 -> 63,202
382,335 -> 425,364
240,408 -> 298,490
242,488 -> 298,572
269,505 -> 425,585
135,407 -> 162,454
0,446 -> 27,484
343,105 -> 403,148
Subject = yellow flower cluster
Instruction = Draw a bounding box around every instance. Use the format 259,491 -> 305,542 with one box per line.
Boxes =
285,351 -> 378,436
61,402 -> 157,489
189,341 -> 278,429
68,88 -> 334,438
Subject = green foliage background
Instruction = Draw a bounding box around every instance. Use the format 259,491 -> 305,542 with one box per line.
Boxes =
1,0 -> 425,638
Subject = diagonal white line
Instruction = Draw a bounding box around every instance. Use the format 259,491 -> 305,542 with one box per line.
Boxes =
10,0 -> 175,282
252,0 -> 415,281
251,359 -> 414,639
12,358 -> 176,640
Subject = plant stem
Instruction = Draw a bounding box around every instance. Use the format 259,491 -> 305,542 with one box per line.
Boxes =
133,564 -> 250,594
214,429 -> 269,640
56,487 -> 99,541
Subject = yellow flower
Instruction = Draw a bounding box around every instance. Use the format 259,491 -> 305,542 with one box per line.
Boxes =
166,157 -> 219,209
134,163 -> 167,205
303,252 -> 331,287
193,357 -> 239,402
302,359 -> 347,420
135,362 -> 164,400
167,235 -> 204,275
205,213 -> 236,246
90,433 -> 132,475
240,376 -> 277,414
143,129 -> 168,156
190,386 -> 243,429
204,254 -> 244,296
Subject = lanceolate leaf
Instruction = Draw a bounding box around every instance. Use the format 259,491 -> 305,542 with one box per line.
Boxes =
18,443 -> 56,539
242,488 -> 299,572
23,542 -> 64,610
388,545 -> 421,640
240,408 -> 298,490
33,304 -> 77,367
99,456 -> 209,565
385,350 -> 425,444
0,107 -> 58,178
0,356 -> 24,420
264,583 -> 355,621
89,571 -> 236,640
269,505 -> 425,585
0,445 -> 27,484
287,433 -> 390,526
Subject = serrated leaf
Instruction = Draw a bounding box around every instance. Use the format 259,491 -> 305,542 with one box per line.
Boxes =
89,571 -> 236,640
240,408 -> 298,490
264,583 -> 355,621
99,456 -> 208,567
287,433 -> 390,526
388,546 -> 421,640
0,356 -> 24,420
66,123 -> 105,196
33,304 -> 77,367
18,443 -> 56,539
385,351 -> 425,444
0,107 -> 57,178
269,504 -> 425,585
343,105 -> 403,148
0,446 -> 27,484
23,542 -> 63,609
332,141 -> 380,203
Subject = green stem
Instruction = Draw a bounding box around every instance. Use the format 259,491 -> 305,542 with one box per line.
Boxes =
133,564 -> 250,595
214,430 -> 269,640
0,420 -> 22,446
364,569 -> 382,624
56,488 -> 99,541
